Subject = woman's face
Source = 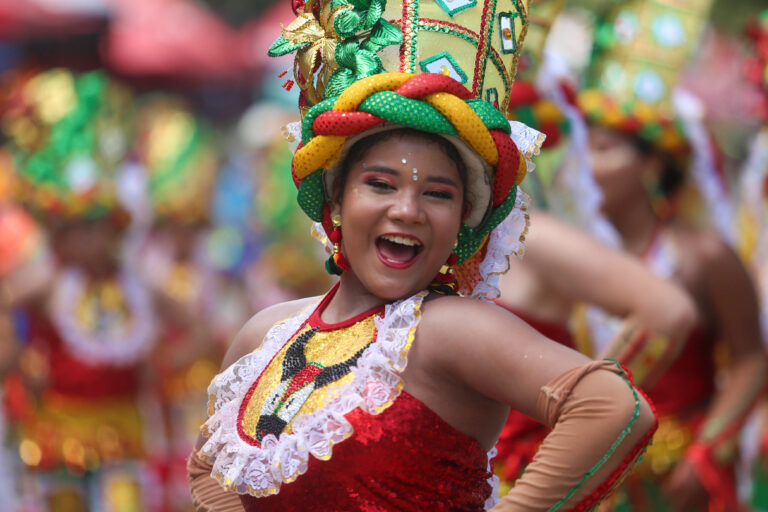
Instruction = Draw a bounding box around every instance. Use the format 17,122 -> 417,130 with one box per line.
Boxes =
588,126 -> 649,209
334,134 -> 465,300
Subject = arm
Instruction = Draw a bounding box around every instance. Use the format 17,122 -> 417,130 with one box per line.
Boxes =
667,235 -> 766,507
422,298 -> 656,510
520,212 -> 697,387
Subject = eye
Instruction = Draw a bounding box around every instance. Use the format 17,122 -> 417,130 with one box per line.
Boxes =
425,189 -> 455,200
366,178 -> 394,191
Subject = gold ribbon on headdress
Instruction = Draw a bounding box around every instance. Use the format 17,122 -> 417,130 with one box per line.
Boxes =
281,1 -> 351,104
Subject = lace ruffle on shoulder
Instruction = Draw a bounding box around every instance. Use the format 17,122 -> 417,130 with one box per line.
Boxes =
197,291 -> 426,497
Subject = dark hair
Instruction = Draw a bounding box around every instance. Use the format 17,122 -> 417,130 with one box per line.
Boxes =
630,137 -> 684,198
330,128 -> 469,203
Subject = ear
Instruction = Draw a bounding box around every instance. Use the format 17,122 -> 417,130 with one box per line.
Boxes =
643,152 -> 665,179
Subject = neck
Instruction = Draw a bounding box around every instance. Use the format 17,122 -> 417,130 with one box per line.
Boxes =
602,194 -> 660,256
322,274 -> 390,324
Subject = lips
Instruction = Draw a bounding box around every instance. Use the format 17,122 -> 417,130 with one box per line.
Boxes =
375,233 -> 423,269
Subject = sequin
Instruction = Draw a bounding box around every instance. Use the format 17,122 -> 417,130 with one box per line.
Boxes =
239,317 -> 380,443
240,393 -> 493,511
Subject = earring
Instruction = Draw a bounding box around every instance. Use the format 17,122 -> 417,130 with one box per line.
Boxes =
428,251 -> 458,295
325,214 -> 350,275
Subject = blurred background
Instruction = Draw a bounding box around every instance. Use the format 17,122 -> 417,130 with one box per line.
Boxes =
0,0 -> 766,511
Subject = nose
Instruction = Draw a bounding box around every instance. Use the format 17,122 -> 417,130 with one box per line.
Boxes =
387,189 -> 426,225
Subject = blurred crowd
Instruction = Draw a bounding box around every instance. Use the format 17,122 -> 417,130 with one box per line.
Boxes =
0,0 -> 767,511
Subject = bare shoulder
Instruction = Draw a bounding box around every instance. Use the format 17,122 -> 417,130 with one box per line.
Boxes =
219,296 -> 320,370
418,294 -> 527,356
420,294 -> 507,331
674,226 -> 741,273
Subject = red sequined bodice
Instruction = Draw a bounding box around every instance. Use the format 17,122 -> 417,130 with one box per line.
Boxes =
241,391 -> 493,511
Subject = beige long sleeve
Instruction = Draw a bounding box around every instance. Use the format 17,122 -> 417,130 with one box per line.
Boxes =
187,452 -> 245,512
494,360 -> 656,511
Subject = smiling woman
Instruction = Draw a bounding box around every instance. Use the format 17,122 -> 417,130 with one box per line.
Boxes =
331,130 -> 468,300
187,1 -> 658,511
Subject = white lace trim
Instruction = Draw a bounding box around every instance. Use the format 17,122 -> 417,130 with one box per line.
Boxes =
198,291 -> 427,497
485,446 -> 501,510
50,267 -> 156,367
471,190 -> 531,301
509,121 -> 545,175
674,88 -> 737,247
536,55 -> 621,248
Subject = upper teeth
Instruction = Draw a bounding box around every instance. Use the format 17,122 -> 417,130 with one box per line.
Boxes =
382,235 -> 420,247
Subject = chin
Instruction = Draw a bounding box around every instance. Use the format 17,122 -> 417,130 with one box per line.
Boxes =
361,273 -> 429,302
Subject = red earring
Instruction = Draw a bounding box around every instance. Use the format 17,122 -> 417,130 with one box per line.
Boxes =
325,214 -> 349,275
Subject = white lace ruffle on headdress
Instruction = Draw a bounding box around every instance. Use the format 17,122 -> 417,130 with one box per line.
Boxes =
674,88 -> 737,247
536,51 -> 621,248
199,291 -> 430,497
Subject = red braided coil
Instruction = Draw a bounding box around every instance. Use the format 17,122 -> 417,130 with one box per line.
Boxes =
313,111 -> 387,136
394,73 -> 474,100
489,129 -> 521,207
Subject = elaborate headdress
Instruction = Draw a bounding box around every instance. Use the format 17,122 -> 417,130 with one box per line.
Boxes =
269,0 -> 542,299
577,0 -> 716,158
133,95 -> 219,224
1,69 -> 133,224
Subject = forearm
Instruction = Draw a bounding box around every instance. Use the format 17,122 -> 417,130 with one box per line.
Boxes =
493,360 -> 656,511
694,356 -> 765,458
599,317 -> 684,388
187,452 -> 245,512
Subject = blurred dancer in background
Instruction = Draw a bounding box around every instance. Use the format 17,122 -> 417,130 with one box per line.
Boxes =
492,0 -> 697,490
577,1 -> 766,509
132,95 -> 225,511
0,69 -> 158,511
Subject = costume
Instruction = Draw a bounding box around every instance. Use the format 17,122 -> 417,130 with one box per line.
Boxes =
1,68 -> 158,511
191,0 -> 656,510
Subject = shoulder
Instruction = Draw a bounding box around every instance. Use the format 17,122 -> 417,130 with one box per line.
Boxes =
219,296 -> 320,370
672,226 -> 756,296
417,294 -> 529,353
674,227 -> 741,274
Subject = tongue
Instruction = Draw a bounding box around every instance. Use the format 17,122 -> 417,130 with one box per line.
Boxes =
378,239 -> 416,263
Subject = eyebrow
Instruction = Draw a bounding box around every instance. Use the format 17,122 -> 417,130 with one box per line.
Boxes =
363,166 -> 460,189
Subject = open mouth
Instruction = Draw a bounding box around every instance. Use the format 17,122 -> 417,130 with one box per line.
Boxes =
375,234 -> 423,269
